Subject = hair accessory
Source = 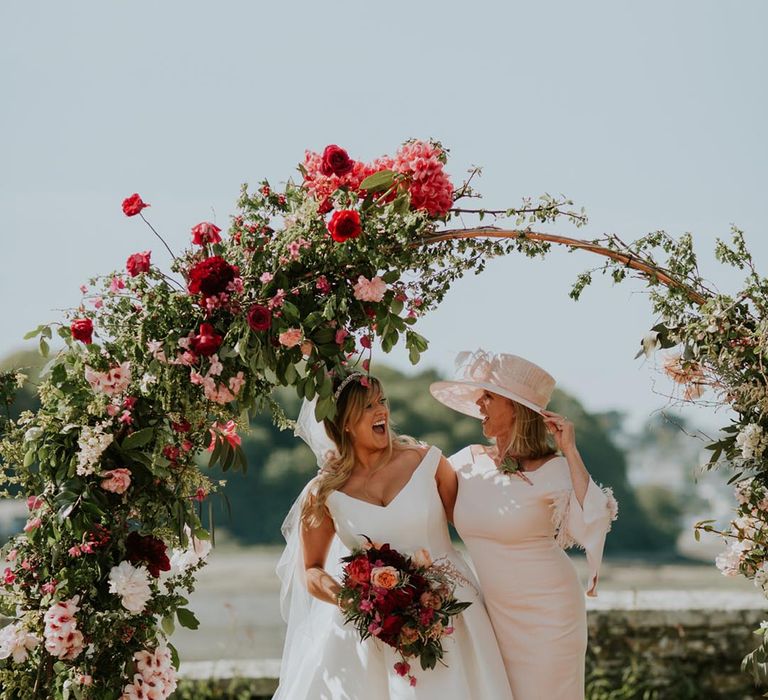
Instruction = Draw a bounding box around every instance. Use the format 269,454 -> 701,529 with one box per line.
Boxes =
333,371 -> 366,400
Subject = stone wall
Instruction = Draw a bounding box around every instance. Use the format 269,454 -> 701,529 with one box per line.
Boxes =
177,591 -> 768,699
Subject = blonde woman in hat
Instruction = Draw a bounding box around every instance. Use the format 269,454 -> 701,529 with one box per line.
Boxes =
430,351 -> 618,700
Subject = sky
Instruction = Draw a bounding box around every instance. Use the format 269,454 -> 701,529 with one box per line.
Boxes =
1,0 -> 766,431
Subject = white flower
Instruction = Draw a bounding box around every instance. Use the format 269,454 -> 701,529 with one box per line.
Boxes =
0,622 -> 40,663
76,422 -> 114,476
735,477 -> 755,505
754,562 -> 768,591
170,527 -> 212,574
23,426 -> 43,442
139,373 -> 158,393
109,561 -> 153,614
715,539 -> 751,576
735,424 -> 768,462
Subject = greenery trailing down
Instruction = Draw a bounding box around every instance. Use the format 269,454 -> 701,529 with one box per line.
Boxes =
207,364 -> 665,552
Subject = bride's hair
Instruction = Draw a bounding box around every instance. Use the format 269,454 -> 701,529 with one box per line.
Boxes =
499,400 -> 556,460
301,375 -> 415,528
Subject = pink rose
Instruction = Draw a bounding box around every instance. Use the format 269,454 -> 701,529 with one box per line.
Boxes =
100,468 -> 132,495
278,328 -> 303,348
191,222 -> 222,245
353,276 -> 387,303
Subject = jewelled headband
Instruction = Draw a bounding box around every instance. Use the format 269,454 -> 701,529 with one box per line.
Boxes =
333,372 -> 367,400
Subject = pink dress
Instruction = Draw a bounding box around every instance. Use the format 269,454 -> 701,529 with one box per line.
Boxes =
451,446 -> 618,700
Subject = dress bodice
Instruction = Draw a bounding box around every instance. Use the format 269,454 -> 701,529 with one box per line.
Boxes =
452,446 -> 617,595
326,446 -> 456,560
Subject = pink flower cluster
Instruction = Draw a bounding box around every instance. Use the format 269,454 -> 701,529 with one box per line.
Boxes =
303,141 -> 454,218
190,359 -> 245,405
121,644 -> 177,700
85,362 -> 132,396
390,141 -> 453,217
353,275 -> 387,303
43,597 -> 84,660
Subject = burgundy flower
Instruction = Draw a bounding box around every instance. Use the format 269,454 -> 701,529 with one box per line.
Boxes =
327,210 -> 361,243
379,614 -> 406,646
190,323 -> 223,357
246,304 -> 272,332
172,418 -> 191,433
70,318 -> 93,344
125,532 -> 170,578
122,193 -> 150,217
320,145 -> 354,177
187,256 -> 238,297
126,251 -> 151,277
191,222 -> 222,246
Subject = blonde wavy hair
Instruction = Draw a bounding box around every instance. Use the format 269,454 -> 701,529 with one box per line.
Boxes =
498,399 -> 556,460
301,375 -> 416,528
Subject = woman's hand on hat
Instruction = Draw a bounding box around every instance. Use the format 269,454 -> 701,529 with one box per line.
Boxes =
541,410 -> 576,453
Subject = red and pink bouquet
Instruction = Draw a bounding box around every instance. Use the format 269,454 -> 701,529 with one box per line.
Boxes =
338,539 -> 471,686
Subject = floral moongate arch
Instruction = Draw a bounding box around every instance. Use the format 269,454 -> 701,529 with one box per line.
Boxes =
0,140 -> 765,698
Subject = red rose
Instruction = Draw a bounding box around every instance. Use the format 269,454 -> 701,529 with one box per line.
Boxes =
320,145 -> 354,177
122,193 -> 150,217
70,318 -> 93,344
125,532 -> 170,578
126,251 -> 151,277
346,556 -> 372,586
187,256 -> 238,297
327,210 -> 361,243
191,222 -> 222,246
246,304 -> 272,332
190,323 -> 223,357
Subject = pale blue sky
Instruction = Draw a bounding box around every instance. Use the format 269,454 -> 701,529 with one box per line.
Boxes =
2,1 -> 766,429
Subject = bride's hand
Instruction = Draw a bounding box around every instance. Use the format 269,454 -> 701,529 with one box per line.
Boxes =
541,410 -> 576,454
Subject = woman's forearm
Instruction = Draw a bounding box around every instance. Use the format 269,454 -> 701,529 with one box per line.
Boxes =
305,565 -> 342,605
562,445 -> 590,506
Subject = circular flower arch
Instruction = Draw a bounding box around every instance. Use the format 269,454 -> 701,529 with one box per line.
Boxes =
1,140 -> 766,696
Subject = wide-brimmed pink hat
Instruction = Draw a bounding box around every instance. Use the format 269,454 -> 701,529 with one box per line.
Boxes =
430,350 -> 556,418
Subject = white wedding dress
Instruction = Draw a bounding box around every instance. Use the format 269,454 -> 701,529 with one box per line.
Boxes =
274,446 -> 513,700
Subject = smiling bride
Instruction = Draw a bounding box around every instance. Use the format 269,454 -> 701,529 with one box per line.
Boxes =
273,372 -> 513,700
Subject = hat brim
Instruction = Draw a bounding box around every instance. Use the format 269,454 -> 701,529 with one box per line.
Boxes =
429,380 -> 546,418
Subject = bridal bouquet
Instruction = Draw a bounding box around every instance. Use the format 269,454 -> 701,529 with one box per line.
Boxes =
338,540 -> 471,686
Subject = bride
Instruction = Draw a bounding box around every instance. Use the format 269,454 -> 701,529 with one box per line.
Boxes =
273,372 -> 513,699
